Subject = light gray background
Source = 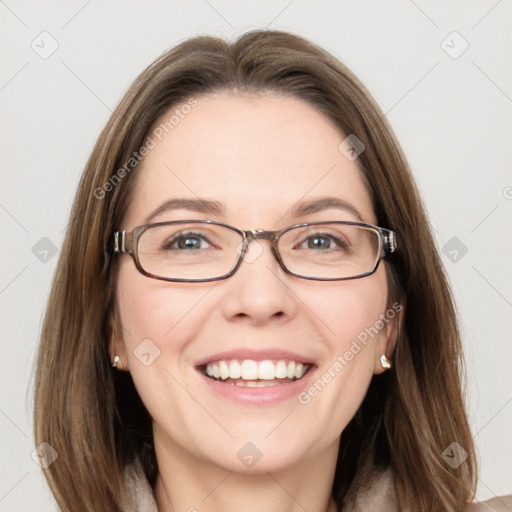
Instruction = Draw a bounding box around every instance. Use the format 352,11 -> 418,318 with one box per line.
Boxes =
1,1 -> 511,510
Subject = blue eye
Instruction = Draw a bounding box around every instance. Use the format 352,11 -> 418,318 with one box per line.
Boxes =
299,234 -> 348,250
306,235 -> 334,249
164,232 -> 212,250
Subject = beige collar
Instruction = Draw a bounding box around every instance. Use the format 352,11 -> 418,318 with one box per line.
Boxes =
122,461 -> 398,512
123,460 -> 512,512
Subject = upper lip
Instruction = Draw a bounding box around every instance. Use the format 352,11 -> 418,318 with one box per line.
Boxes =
195,348 -> 316,367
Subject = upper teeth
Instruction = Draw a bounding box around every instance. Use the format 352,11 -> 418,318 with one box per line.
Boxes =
205,359 -> 308,381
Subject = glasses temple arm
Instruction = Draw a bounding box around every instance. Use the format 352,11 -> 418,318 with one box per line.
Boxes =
114,231 -> 130,254
381,229 -> 397,256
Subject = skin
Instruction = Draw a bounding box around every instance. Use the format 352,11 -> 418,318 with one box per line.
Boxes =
111,93 -> 398,512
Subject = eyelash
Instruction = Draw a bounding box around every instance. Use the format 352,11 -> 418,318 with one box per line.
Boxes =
162,231 -> 350,251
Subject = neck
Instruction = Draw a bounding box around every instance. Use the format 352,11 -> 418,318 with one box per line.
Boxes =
152,431 -> 339,512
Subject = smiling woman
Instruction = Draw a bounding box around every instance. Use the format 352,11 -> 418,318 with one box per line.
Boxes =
33,30 -> 510,512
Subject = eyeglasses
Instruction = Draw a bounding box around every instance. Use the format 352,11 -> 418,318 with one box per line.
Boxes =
113,220 -> 397,282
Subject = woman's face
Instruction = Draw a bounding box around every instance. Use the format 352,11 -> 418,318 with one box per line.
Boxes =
112,93 -> 397,473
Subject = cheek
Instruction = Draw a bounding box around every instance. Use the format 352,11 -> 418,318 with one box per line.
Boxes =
306,268 -> 390,349
298,269 -> 390,410
293,278 -> 390,440
113,268 -> 218,432
114,264 -> 215,373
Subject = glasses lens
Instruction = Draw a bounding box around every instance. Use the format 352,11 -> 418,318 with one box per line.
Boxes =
278,223 -> 381,279
137,222 -> 242,280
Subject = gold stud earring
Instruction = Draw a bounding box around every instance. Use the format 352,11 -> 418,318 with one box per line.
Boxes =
112,355 -> 124,371
380,354 -> 392,370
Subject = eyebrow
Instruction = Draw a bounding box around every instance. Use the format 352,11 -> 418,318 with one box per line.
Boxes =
144,198 -> 225,224
143,196 -> 366,225
288,197 -> 365,223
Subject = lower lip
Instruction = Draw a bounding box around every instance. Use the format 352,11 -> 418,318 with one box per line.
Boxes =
197,367 -> 316,405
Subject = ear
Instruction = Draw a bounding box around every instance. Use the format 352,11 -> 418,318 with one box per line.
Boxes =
109,308 -> 130,371
373,301 -> 403,375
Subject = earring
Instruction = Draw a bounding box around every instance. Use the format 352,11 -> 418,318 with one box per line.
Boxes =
112,355 -> 124,371
380,354 -> 392,370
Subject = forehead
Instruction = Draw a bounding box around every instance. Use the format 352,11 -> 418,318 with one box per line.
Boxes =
121,93 -> 376,230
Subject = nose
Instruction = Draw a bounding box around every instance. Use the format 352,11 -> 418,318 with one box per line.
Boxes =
220,238 -> 297,326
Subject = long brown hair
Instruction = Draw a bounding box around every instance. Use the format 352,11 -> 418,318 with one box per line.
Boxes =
34,30 -> 476,511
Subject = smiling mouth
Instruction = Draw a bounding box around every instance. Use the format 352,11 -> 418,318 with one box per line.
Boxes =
200,359 -> 312,387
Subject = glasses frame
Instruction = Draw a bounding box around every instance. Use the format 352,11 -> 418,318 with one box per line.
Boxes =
113,220 -> 397,283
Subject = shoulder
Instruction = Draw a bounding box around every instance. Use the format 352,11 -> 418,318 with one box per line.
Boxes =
123,459 -> 158,512
467,496 -> 512,511
343,468 -> 397,512
121,461 -> 512,512
346,468 -> 512,512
